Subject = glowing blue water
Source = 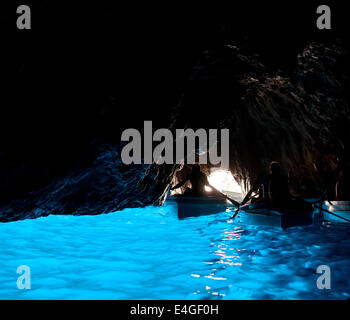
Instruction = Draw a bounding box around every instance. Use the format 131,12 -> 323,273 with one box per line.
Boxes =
1,206 -> 350,300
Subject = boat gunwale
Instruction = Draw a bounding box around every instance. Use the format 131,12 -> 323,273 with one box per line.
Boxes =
167,196 -> 231,205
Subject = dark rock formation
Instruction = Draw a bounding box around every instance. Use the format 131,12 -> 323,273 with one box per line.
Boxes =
0,141 -> 151,222
168,41 -> 350,197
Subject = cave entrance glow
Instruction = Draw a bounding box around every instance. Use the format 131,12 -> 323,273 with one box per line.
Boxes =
206,169 -> 243,198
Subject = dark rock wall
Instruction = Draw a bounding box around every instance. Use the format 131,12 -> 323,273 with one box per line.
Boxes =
169,42 -> 350,197
0,142 -> 153,222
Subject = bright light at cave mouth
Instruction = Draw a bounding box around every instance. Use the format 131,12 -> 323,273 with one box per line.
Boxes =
206,169 -> 243,196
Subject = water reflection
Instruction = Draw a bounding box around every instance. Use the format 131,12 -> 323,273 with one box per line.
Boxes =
1,207 -> 350,299
194,222 -> 257,298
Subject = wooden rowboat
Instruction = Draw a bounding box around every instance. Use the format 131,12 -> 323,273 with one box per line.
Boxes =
237,199 -> 314,229
166,195 -> 233,219
166,195 -> 331,229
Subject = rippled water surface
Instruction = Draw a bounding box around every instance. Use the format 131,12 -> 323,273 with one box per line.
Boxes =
1,206 -> 350,299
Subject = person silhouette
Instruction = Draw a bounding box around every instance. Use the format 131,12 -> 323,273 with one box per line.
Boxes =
171,164 -> 209,196
314,143 -> 342,200
240,161 -> 290,207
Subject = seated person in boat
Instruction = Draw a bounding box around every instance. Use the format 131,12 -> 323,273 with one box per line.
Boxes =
171,164 -> 230,198
171,164 -> 209,196
314,142 -> 342,200
241,161 -> 290,207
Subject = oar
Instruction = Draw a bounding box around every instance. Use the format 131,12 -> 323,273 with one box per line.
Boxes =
208,185 -> 240,207
219,192 -> 240,207
164,184 -> 172,201
314,204 -> 350,223
229,192 -> 257,219
308,193 -> 350,223
229,206 -> 241,220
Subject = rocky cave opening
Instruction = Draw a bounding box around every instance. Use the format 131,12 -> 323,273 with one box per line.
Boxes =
169,164 -> 243,199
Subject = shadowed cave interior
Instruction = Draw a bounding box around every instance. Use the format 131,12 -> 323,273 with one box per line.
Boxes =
0,2 -> 350,221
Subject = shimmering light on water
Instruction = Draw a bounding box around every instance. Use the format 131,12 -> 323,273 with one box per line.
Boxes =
0,206 -> 350,299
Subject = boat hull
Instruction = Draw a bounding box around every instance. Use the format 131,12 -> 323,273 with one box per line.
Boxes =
167,196 -> 231,219
237,200 -> 314,228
